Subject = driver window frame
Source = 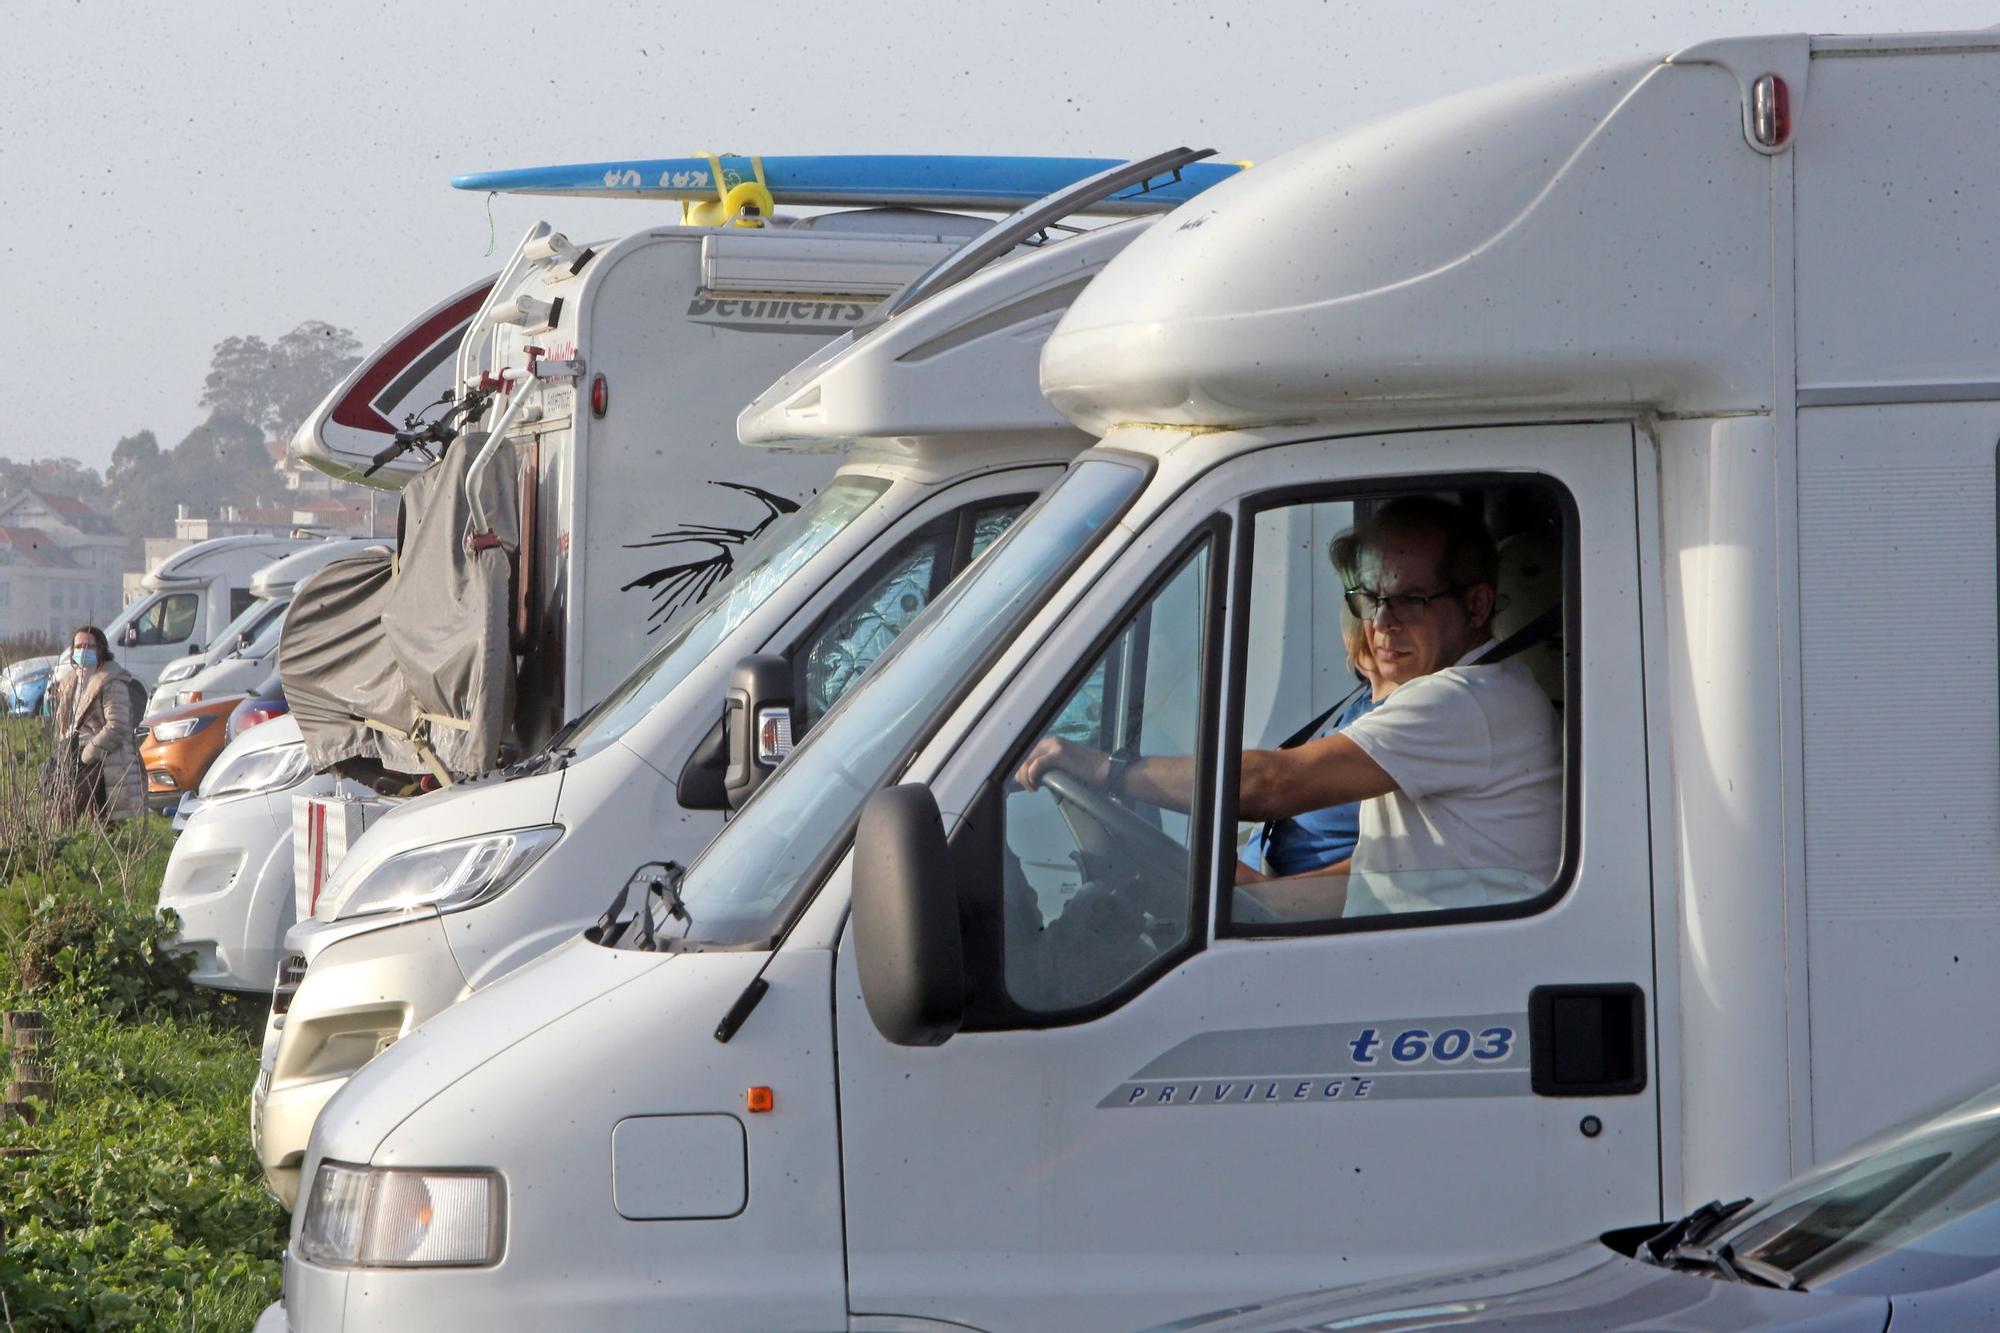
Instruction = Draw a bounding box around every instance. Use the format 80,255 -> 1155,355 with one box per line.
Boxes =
1213,471 -> 1582,940
956,516 -> 1230,1032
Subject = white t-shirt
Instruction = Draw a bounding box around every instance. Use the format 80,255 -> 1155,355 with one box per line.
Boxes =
1339,640 -> 1561,916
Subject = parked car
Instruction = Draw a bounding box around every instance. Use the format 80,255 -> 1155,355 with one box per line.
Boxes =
1158,1075 -> 2000,1331
2,655 -> 56,717
139,696 -> 246,814
225,671 -> 287,743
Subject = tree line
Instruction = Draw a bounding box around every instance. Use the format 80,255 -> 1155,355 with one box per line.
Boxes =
0,322 -> 363,548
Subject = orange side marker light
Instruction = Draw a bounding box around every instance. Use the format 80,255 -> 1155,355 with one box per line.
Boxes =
746,1086 -> 774,1114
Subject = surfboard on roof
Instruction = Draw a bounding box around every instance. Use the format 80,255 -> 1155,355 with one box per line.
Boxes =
452,153 -> 1244,214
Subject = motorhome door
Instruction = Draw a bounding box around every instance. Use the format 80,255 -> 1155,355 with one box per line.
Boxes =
834,423 -> 1661,1330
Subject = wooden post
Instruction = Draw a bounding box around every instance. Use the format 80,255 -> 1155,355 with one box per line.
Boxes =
3,1009 -> 52,1124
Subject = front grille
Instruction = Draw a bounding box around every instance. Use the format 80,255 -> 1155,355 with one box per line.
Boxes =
272,954 -> 308,1015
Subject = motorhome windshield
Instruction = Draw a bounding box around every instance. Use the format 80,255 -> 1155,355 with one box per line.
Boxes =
558,476 -> 893,763
242,604 -> 289,658
217,598 -> 281,656
660,457 -> 1146,947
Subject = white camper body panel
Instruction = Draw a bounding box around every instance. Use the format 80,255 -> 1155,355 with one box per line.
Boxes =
274,32 -> 2000,1333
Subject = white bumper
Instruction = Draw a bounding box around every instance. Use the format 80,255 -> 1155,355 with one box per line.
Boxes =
158,787 -> 300,992
257,912 -> 465,1209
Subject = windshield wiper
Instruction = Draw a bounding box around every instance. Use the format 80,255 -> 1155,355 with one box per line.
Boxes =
1659,1239 -> 1803,1291
1640,1197 -> 1753,1263
631,861 -> 691,951
1637,1197 -> 1803,1292
584,861 -> 689,949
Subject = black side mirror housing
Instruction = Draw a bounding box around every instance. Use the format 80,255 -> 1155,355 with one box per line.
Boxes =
851,784 -> 965,1047
677,713 -> 729,811
722,653 -> 792,811
118,625 -> 137,647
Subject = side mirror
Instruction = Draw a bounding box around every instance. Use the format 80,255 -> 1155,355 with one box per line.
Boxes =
722,653 -> 792,811
118,625 -> 137,647
237,632 -> 253,652
851,784 -> 965,1047
676,714 -> 729,811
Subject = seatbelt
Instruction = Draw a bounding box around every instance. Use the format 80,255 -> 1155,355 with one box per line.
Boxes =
1274,609 -> 1559,749
1253,602 -> 1561,862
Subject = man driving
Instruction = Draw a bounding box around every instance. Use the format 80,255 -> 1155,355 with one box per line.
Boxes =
1015,495 -> 1561,918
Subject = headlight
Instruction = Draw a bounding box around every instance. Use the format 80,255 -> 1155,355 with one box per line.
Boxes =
149,715 -> 213,743
331,826 -> 562,921
200,741 -> 313,801
159,659 -> 201,684
297,1161 -> 503,1269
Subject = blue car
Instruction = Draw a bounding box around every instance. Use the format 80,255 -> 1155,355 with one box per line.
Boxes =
1162,1075 -> 2000,1331
3,655 -> 57,717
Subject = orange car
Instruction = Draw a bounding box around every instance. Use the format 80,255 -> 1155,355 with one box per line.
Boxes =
140,695 -> 245,813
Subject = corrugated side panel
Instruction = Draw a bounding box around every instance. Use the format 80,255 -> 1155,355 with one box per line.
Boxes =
1799,403 -> 2000,1159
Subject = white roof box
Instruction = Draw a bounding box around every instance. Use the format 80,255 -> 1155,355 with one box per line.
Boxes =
739,219 -> 1150,456
248,537 -> 396,601
1043,52 -> 1780,434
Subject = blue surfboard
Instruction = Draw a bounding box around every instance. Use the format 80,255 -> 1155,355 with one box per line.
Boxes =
452,154 -> 1243,215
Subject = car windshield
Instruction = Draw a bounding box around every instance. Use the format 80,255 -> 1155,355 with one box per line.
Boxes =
557,476 -> 893,763
662,456 -> 1146,947
1713,1082 -> 2000,1295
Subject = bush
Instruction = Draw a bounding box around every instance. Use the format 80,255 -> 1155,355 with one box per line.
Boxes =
13,895 -> 259,1030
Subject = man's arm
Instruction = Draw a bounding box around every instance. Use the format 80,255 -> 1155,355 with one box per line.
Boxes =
1015,732 -> 1396,820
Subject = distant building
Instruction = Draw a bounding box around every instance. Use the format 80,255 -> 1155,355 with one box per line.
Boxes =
0,489 -> 126,640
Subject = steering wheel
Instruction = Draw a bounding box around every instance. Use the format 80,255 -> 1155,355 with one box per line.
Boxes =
1038,768 -> 1191,904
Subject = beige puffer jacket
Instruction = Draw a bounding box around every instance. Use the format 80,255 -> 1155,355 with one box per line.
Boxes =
52,661 -> 146,821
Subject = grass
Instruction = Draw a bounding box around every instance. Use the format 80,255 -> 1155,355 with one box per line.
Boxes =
0,717 -> 286,1330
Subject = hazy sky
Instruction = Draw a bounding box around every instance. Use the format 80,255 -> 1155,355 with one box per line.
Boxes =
5,0 -> 1990,473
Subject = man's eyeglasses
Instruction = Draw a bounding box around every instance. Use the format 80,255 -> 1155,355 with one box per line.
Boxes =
1342,584 -> 1464,622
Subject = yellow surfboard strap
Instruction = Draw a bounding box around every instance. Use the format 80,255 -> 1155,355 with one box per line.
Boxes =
681,153 -> 774,228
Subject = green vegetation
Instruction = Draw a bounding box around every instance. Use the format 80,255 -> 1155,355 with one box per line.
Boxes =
0,720 -> 285,1330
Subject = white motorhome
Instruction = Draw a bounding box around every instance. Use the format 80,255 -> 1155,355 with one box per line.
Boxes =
278,209 -> 994,792
256,189 -> 1173,1208
149,539 -> 392,714
109,534 -> 324,690
262,32 -> 2000,1333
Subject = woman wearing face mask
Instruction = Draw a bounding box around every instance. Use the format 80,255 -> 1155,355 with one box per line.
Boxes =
48,625 -> 145,823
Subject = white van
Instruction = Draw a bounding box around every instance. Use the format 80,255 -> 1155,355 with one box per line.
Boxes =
108,534 -> 324,689
256,193 -> 1170,1208
263,31 -> 2000,1333
150,540 -> 392,714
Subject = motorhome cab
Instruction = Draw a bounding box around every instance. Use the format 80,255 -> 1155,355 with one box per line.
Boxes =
269,32 -> 2000,1333
254,200 -> 1164,1209
109,534 -> 324,689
